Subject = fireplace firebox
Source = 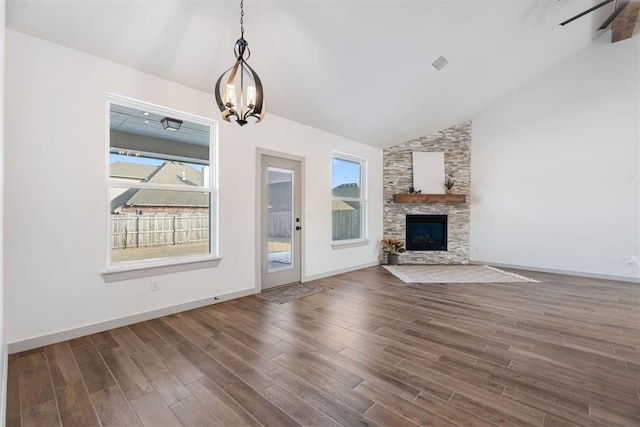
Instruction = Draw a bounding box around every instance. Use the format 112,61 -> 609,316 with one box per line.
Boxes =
406,215 -> 447,251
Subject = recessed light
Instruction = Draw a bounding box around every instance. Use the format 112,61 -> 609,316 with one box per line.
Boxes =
432,55 -> 449,71
143,112 -> 150,116
144,120 -> 149,124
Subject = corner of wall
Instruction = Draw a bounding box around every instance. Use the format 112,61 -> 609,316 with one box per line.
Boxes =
1,0 -> 7,420
470,36 -> 640,279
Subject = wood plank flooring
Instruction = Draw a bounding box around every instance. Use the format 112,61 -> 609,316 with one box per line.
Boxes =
6,266 -> 640,426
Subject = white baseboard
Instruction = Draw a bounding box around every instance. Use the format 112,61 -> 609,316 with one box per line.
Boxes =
18,259 -> 633,354
7,288 -> 257,354
470,260 -> 640,284
7,261 -> 382,354
303,261 -> 380,282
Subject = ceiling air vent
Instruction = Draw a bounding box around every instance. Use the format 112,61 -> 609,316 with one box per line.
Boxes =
431,55 -> 449,71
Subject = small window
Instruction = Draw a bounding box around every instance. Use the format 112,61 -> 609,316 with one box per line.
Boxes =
332,153 -> 366,242
107,95 -> 217,270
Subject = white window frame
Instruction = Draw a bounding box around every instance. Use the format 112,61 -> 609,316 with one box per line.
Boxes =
331,152 -> 367,245
103,93 -> 219,275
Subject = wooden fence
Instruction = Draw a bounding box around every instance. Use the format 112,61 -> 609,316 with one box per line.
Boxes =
112,210 -> 361,248
111,214 -> 209,249
332,209 -> 361,241
268,210 -> 360,241
268,212 -> 293,238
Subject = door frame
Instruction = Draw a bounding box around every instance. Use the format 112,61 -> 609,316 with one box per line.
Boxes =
255,148 -> 305,291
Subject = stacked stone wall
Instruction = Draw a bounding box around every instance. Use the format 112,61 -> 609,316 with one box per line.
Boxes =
383,121 -> 471,264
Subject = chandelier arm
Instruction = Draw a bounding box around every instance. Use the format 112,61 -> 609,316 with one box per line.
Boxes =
223,110 -> 238,122
226,58 -> 242,89
246,112 -> 264,124
234,38 -> 250,61
214,69 -> 232,121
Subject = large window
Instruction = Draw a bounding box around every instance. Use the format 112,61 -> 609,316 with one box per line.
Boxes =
106,95 -> 217,270
332,153 -> 366,242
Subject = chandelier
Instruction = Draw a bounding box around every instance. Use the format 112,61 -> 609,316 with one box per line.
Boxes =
215,0 -> 265,126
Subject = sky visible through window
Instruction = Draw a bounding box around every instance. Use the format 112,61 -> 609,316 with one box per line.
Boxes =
333,158 -> 360,189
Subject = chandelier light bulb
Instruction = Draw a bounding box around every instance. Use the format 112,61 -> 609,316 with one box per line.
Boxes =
225,84 -> 237,108
247,86 -> 256,108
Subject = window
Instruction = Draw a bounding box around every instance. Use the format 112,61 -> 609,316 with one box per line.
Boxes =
106,95 -> 217,271
332,153 -> 366,242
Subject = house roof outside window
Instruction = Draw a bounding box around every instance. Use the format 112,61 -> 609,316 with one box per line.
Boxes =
110,161 -> 208,213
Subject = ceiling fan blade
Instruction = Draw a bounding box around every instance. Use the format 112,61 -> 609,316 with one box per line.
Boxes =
560,0 -> 615,26
598,0 -> 631,29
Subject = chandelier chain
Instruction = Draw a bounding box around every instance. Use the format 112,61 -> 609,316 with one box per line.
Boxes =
240,0 -> 244,38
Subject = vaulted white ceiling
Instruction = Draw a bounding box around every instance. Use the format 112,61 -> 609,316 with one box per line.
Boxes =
6,0 -> 615,148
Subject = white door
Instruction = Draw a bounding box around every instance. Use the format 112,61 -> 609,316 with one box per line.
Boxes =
261,155 -> 302,289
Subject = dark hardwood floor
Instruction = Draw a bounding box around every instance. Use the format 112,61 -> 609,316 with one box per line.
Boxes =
6,266 -> 640,426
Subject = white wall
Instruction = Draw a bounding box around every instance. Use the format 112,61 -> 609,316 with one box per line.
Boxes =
0,0 -> 7,418
4,30 -> 382,350
471,34 -> 640,282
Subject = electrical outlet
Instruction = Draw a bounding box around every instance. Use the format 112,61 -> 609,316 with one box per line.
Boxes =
627,256 -> 640,266
151,280 -> 159,292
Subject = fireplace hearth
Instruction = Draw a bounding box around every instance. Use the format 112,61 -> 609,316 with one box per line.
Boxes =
406,214 -> 447,251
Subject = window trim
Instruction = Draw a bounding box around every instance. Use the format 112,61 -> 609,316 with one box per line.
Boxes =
331,152 -> 367,245
103,93 -> 219,276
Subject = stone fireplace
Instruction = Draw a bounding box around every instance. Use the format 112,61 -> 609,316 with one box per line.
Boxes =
383,121 -> 471,264
406,214 -> 448,251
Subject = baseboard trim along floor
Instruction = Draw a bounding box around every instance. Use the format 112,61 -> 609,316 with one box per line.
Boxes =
7,288 -> 256,354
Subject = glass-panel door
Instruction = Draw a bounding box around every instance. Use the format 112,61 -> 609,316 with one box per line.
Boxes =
267,167 -> 293,272
261,155 -> 302,289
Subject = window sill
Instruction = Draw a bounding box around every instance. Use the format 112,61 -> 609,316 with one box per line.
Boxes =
102,255 -> 221,282
331,239 -> 369,249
